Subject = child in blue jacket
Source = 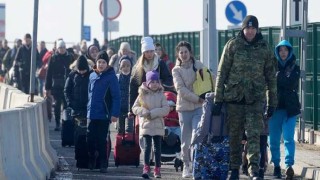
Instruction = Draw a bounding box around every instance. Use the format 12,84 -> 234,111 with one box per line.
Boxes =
87,51 -> 120,173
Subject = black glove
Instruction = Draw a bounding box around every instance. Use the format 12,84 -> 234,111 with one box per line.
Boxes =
264,106 -> 275,119
212,102 -> 223,116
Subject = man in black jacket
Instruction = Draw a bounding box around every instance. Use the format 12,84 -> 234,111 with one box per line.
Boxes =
45,39 -> 72,131
13,33 -> 40,93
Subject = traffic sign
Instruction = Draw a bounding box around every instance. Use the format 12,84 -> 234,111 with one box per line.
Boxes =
102,21 -> 119,32
83,26 -> 91,41
99,0 -> 122,21
225,1 -> 247,25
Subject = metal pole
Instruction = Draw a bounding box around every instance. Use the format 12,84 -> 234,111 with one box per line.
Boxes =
299,0 -> 308,142
208,0 -> 218,75
103,0 -> 108,41
143,0 -> 149,36
80,0 -> 84,41
313,24 -> 318,130
281,0 -> 287,40
30,0 -> 39,102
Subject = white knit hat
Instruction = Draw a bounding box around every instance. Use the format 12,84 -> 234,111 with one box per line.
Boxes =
141,37 -> 155,53
119,42 -> 131,51
57,40 -> 66,48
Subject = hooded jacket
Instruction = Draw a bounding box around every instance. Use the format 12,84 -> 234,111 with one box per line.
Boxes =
274,40 -> 301,117
87,67 -> 121,120
132,83 -> 170,136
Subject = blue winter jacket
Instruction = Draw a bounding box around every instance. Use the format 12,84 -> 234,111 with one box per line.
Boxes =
87,67 -> 121,120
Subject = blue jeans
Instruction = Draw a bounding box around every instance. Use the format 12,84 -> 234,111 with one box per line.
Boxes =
268,110 -> 296,167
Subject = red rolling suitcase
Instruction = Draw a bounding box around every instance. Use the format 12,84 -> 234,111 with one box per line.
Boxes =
114,116 -> 141,167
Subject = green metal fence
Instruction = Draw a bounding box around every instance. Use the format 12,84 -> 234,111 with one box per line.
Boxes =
109,22 -> 320,130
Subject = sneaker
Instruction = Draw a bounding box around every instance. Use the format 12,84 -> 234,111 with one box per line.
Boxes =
182,164 -> 191,178
142,165 -> 150,179
285,166 -> 294,180
154,167 -> 161,178
230,169 -> 239,180
249,172 -> 262,180
273,166 -> 282,179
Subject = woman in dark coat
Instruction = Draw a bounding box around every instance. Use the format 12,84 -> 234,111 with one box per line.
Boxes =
268,40 -> 301,179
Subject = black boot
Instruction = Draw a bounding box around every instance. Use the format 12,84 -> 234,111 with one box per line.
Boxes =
230,169 -> 239,180
100,160 -> 108,173
285,166 -> 294,180
273,166 -> 282,179
88,152 -> 98,170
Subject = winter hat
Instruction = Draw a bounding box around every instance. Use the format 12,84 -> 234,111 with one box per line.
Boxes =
57,40 -> 66,48
141,37 -> 155,53
76,55 -> 88,71
164,91 -> 177,104
242,15 -> 259,30
96,50 -> 109,63
119,55 -> 133,66
146,70 -> 159,86
86,45 -> 99,60
119,42 -> 131,51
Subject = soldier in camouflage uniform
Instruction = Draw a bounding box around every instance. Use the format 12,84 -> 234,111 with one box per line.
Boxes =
212,15 -> 277,180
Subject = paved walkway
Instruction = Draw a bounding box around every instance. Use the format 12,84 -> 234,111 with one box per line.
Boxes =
48,119 -> 319,179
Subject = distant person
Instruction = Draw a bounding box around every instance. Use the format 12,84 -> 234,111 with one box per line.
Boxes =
2,39 -> 22,85
85,44 -> 99,68
93,38 -> 100,51
87,51 -> 120,173
13,33 -> 41,93
45,39 -> 72,131
155,43 -> 174,73
268,40 -> 300,180
64,55 -> 91,120
80,40 -> 87,55
109,42 -> 136,73
132,70 -> 170,179
213,15 -> 277,179
0,39 -> 10,67
106,47 -> 116,59
36,41 -> 48,96
116,55 -> 133,134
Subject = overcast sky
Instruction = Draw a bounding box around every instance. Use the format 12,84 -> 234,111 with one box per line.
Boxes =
1,0 -> 319,47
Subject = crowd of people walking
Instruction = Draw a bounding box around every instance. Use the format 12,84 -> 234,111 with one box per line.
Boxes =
0,14 -> 300,180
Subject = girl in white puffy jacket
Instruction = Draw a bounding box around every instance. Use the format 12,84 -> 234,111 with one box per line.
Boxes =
132,70 -> 169,179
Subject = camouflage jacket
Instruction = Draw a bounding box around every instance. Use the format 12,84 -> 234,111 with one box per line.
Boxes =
214,33 -> 277,107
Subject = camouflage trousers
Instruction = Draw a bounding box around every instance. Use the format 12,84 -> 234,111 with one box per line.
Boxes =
226,101 -> 264,175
